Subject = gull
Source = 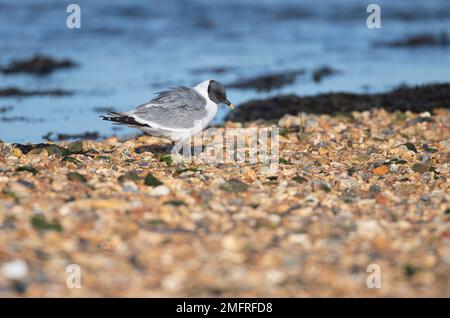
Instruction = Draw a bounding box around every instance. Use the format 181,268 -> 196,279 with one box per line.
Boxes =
101,80 -> 234,148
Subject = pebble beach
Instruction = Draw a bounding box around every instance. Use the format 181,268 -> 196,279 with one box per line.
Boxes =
0,108 -> 449,297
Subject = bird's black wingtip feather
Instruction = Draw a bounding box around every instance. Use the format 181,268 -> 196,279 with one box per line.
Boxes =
100,112 -> 150,128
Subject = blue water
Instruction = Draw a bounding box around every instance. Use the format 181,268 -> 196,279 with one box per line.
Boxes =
0,0 -> 449,143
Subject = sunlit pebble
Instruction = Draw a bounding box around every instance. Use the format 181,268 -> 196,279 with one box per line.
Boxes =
1,259 -> 29,280
222,235 -> 243,252
264,269 -> 286,286
288,233 -> 311,248
356,220 -> 382,239
151,185 -> 170,196
122,181 -> 138,192
267,214 -> 281,224
161,270 -> 186,292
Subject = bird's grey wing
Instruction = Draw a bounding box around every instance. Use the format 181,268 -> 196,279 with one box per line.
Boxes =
131,87 -> 207,129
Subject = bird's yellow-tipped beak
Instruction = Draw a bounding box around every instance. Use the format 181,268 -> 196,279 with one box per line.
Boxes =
224,99 -> 235,110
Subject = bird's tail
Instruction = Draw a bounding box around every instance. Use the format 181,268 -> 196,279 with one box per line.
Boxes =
101,111 -> 149,127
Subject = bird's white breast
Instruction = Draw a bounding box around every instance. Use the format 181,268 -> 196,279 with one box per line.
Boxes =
193,80 -> 218,133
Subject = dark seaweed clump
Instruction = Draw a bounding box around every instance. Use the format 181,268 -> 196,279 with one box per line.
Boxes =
227,70 -> 305,92
43,131 -> 100,142
1,55 -> 77,75
376,32 -> 450,48
227,83 -> 450,122
0,87 -> 72,98
312,66 -> 340,83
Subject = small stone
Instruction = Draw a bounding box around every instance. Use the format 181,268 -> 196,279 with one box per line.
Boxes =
222,235 -> 243,251
264,269 -> 286,286
122,181 -> 138,192
372,165 -> 390,176
375,193 -> 388,205
60,199 -> 130,214
118,171 -> 141,182
12,280 -> 28,293
67,140 -> 84,153
357,220 -> 382,239
161,270 -> 186,292
151,185 -> 170,196
67,172 -> 87,183
51,180 -> 64,191
312,180 -> 332,192
11,148 -> 23,157
292,176 -> 308,184
339,178 -> 358,190
372,235 -> 389,250
220,179 -> 248,192
288,233 -> 311,248
144,172 -> 163,187
1,259 -> 29,280
422,254 -> 438,268
369,184 -> 381,193
278,114 -> 302,128
398,220 -> 411,230
412,163 -> 431,173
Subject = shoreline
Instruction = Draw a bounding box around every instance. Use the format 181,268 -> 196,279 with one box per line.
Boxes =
2,82 -> 450,144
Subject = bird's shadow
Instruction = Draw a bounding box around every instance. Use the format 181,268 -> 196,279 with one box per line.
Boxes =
134,143 -> 205,156
134,143 -> 173,155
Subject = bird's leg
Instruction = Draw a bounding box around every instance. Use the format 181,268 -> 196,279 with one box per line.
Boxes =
170,139 -> 194,165
170,141 -> 176,153
171,139 -> 191,156
171,141 -> 181,156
